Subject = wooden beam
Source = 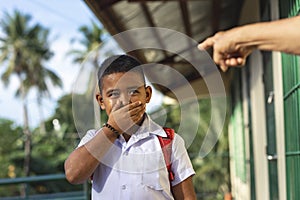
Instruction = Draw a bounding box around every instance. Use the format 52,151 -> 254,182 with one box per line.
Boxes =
211,0 -> 221,33
85,0 -> 122,11
140,2 -> 156,27
179,0 -> 192,37
140,2 -> 170,59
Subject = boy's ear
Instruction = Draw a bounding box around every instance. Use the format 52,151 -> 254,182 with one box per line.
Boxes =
96,92 -> 105,110
145,86 -> 152,103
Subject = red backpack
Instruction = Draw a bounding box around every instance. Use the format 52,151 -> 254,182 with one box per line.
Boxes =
157,127 -> 175,182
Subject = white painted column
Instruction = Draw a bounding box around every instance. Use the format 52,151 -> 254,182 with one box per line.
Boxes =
270,0 -> 287,199
249,50 -> 270,200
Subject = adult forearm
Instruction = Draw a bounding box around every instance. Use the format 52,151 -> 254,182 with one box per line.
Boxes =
236,16 -> 300,55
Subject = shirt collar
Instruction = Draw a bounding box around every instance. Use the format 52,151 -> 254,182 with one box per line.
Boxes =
134,114 -> 167,139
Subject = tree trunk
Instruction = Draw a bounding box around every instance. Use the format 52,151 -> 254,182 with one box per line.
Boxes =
23,99 -> 31,177
19,78 -> 31,197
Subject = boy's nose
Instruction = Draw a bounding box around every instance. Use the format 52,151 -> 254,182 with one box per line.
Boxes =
119,94 -> 131,106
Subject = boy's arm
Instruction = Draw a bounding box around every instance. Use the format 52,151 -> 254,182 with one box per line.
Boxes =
170,134 -> 196,199
172,176 -> 196,200
64,128 -> 118,184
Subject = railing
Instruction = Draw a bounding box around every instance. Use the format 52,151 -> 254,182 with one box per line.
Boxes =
0,174 -> 89,200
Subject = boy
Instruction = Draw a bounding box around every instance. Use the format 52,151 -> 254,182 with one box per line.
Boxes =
65,54 -> 196,200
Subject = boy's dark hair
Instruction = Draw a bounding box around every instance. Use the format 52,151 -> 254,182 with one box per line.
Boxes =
97,54 -> 145,93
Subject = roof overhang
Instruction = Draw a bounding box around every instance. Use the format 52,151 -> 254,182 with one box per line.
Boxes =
84,0 -> 245,98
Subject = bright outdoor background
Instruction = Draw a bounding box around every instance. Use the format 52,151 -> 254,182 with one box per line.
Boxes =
0,1 -> 99,126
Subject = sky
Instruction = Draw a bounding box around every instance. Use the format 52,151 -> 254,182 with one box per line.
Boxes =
0,0 -> 110,127
0,0 -> 163,128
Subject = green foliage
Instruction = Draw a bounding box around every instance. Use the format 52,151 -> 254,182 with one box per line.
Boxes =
0,116 -> 82,197
0,119 -> 24,196
0,119 -> 23,178
27,126 -> 82,194
0,91 -> 98,196
45,94 -> 77,134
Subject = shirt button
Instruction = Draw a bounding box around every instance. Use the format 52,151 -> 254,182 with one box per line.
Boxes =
124,151 -> 128,156
121,185 -> 126,190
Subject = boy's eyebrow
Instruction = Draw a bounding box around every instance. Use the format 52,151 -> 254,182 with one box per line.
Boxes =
106,88 -> 120,94
127,86 -> 139,89
127,85 -> 145,90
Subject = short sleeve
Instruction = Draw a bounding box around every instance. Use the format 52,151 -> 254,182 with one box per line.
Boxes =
77,129 -> 98,148
170,134 -> 195,186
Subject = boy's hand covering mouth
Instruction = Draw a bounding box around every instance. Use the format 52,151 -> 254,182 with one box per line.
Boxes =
107,100 -> 145,134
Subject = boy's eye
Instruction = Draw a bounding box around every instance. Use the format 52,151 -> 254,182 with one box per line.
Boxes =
128,89 -> 139,95
108,91 -> 120,98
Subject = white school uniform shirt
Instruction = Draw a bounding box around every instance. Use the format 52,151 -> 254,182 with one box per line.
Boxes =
78,115 -> 195,200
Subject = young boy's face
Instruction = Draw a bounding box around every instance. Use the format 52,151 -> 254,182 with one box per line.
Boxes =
96,71 -> 152,117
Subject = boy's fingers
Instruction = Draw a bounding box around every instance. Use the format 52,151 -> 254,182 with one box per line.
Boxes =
129,103 -> 145,117
127,101 -> 142,110
111,100 -> 121,112
114,101 -> 142,117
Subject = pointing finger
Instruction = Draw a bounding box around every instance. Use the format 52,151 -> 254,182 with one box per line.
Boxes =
198,36 -> 215,50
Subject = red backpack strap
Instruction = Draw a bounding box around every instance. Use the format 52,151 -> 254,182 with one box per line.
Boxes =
157,127 -> 175,182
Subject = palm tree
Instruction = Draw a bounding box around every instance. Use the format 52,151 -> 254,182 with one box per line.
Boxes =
68,21 -> 105,95
23,29 -> 62,134
69,21 -> 104,63
0,10 -> 61,180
